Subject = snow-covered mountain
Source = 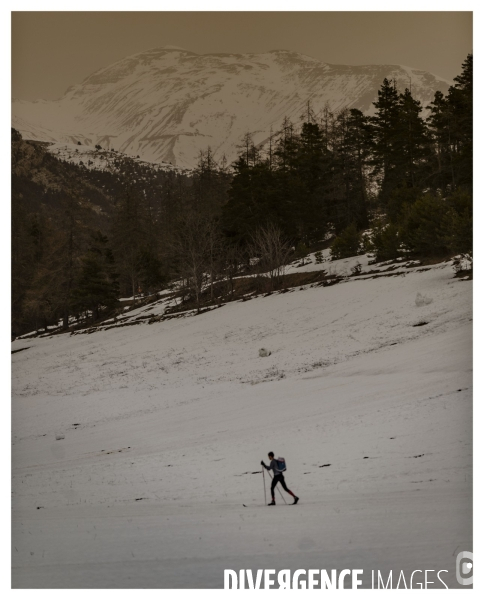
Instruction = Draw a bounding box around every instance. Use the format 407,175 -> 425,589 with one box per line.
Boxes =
12,46 -> 450,168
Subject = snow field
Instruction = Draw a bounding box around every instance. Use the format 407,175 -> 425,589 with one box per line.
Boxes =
11,260 -> 472,587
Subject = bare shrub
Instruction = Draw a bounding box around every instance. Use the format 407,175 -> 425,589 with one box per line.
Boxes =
249,224 -> 292,291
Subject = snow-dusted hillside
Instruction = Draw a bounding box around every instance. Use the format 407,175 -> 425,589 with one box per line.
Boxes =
12,47 -> 449,168
11,256 -> 471,588
46,142 -> 187,174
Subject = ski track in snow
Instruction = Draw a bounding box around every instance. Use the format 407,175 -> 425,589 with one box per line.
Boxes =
11,260 -> 472,588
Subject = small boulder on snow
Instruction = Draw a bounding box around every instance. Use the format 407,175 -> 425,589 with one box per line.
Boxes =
55,433 -> 65,441
415,292 -> 433,307
259,348 -> 271,357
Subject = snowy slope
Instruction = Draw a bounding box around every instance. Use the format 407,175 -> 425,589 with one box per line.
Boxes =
46,142 -> 187,174
12,47 -> 450,168
11,259 -> 471,588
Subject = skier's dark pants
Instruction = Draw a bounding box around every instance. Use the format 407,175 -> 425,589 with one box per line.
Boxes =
271,473 -> 293,498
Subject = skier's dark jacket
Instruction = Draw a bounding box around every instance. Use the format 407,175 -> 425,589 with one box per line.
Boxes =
264,459 -> 283,475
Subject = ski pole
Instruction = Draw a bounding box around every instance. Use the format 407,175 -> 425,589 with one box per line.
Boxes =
266,469 -> 288,504
262,466 -> 267,505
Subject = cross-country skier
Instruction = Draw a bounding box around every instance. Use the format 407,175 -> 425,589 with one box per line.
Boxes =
261,452 -> 299,505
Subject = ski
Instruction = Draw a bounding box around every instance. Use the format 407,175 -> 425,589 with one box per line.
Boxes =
242,503 -> 300,507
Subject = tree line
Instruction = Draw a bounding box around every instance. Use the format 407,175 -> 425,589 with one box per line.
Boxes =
223,55 -> 472,261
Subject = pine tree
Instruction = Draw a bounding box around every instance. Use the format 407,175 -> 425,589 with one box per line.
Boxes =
370,221 -> 401,261
441,189 -> 472,254
331,223 -> 361,260
329,109 -> 371,231
222,151 -> 277,244
293,120 -> 328,242
23,194 -> 88,332
11,207 -> 44,334
395,88 -> 430,189
72,232 -> 119,321
427,55 -> 473,193
370,78 -> 401,202
111,186 -> 146,297
400,194 -> 448,256
192,147 -> 231,218
347,108 -> 373,220
275,117 -> 299,173
136,249 -> 165,295
52,193 -> 89,328
427,90 -> 454,192
447,54 -> 472,189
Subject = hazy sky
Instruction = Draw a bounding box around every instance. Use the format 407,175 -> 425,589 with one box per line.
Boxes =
12,12 -> 472,101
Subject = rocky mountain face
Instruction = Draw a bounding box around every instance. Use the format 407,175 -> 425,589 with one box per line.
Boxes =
12,46 -> 450,168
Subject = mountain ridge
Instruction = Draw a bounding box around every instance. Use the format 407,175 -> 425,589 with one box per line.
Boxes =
12,47 -> 450,168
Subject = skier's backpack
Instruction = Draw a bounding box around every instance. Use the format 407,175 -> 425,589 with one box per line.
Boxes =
276,457 -> 287,472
